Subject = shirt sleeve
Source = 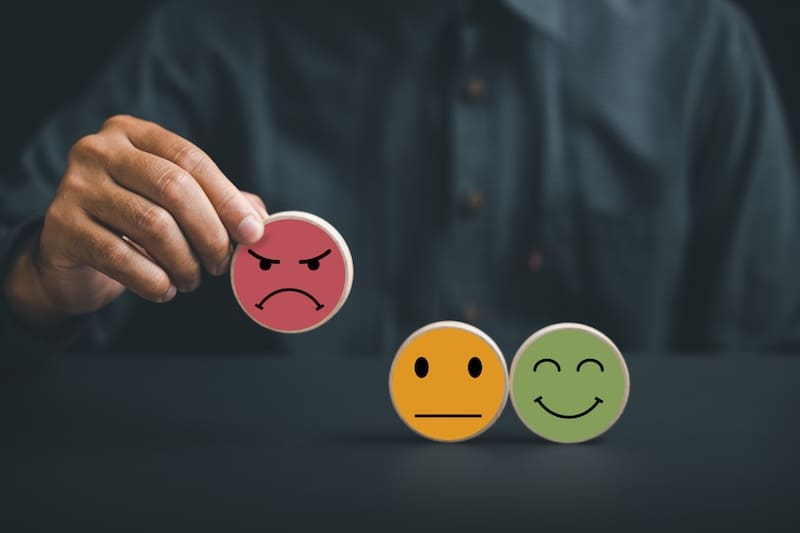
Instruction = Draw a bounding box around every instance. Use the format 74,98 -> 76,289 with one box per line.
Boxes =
0,3 -> 218,360
676,2 -> 800,350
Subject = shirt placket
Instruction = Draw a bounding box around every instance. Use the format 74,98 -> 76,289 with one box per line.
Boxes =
441,17 -> 493,325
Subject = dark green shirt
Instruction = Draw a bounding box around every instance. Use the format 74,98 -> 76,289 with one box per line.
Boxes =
2,0 -> 799,358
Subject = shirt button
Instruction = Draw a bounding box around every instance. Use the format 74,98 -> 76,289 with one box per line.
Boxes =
463,77 -> 486,101
462,189 -> 484,213
527,249 -> 544,273
461,302 -> 480,322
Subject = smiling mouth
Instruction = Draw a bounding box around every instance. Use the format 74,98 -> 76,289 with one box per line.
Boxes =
534,396 -> 603,419
255,288 -> 324,311
414,414 -> 483,418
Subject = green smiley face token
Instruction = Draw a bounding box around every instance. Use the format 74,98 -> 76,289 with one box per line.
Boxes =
509,323 -> 630,444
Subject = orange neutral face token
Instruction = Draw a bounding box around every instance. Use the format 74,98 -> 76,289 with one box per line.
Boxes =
389,321 -> 509,442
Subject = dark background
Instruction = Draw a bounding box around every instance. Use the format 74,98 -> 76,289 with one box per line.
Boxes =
1,1 -> 799,173
0,5 -> 798,529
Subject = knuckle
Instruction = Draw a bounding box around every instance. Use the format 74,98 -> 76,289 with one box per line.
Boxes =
45,185 -> 91,229
214,187 -> 243,218
172,144 -> 208,175
68,134 -> 106,163
153,167 -> 191,203
60,165 -> 92,197
44,200 -> 70,228
102,114 -> 133,131
136,204 -> 173,235
94,240 -> 130,270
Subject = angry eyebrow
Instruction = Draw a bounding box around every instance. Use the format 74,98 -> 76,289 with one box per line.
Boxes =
298,249 -> 331,264
247,249 -> 280,263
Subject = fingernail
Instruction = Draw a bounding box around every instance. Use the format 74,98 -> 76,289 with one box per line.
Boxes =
237,215 -> 263,243
162,285 -> 177,302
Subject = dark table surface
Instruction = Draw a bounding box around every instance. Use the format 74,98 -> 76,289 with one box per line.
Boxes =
1,352 -> 798,532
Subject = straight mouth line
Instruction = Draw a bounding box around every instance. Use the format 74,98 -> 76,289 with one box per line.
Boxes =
414,414 -> 483,418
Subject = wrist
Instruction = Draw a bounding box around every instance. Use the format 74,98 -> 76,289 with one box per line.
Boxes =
3,235 -> 68,328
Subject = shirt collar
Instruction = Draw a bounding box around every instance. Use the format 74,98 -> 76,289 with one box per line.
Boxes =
502,0 -> 566,40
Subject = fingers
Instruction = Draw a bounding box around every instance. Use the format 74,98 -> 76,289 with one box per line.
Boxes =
108,116 -> 264,244
107,146 -> 232,276
42,115 -> 269,314
70,213 -> 177,303
83,181 -> 203,293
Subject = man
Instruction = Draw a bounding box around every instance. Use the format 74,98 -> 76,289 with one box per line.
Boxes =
2,0 -> 799,358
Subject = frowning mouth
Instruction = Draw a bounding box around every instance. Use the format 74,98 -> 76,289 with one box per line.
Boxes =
534,396 -> 603,419
255,288 -> 324,311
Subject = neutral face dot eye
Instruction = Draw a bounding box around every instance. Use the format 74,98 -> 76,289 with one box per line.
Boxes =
414,356 -> 429,378
306,259 -> 320,271
468,356 -> 482,378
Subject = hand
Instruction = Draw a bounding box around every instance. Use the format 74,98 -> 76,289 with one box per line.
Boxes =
3,115 -> 268,326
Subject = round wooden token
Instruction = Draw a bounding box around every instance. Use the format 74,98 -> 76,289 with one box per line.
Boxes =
389,321 -> 509,442
230,211 -> 353,333
509,323 -> 630,443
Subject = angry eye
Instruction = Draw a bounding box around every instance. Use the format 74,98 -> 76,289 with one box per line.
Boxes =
299,248 -> 331,271
247,249 -> 280,270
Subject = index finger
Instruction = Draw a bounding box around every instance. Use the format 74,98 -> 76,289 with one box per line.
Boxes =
113,116 -> 264,244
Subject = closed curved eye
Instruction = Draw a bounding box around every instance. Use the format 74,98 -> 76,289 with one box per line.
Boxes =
248,249 -> 280,270
533,358 -> 561,372
299,249 -> 331,271
577,358 -> 604,372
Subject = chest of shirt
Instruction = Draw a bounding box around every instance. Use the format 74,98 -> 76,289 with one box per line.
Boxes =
204,6 -> 695,353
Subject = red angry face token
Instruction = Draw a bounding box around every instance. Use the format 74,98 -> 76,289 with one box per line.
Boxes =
230,211 -> 353,333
